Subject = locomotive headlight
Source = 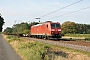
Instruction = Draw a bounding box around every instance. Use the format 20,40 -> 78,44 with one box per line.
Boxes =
58,29 -> 61,31
51,29 -> 55,31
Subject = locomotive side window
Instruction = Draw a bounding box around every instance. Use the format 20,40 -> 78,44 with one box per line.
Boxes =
47,25 -> 48,28
51,23 -> 60,28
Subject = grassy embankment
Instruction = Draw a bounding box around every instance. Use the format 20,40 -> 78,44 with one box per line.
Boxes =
3,35 -> 90,60
63,34 -> 90,41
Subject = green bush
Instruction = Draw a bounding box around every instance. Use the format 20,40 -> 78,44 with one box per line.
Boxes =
6,35 -> 20,42
44,44 -> 51,49
6,35 -> 12,39
18,42 -> 51,60
85,38 -> 90,41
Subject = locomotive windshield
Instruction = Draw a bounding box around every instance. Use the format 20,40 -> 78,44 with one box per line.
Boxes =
51,23 -> 60,28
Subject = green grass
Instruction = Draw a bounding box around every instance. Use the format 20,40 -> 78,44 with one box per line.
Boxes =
18,41 -> 90,60
53,45 -> 90,57
17,41 -> 51,60
64,34 -> 90,37
63,34 -> 90,41
4,35 -> 90,60
6,35 -> 20,42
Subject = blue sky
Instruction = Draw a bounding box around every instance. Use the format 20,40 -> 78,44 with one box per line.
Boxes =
0,0 -> 90,30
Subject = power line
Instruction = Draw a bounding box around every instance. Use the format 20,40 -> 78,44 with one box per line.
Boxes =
30,0 -> 60,22
35,0 -> 60,19
49,7 -> 90,19
40,0 -> 60,12
40,0 -> 83,18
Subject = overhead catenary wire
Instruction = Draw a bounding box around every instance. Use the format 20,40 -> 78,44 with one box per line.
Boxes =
31,0 -> 60,22
40,0 -> 83,18
34,0 -> 60,20
49,7 -> 90,19
40,0 -> 60,12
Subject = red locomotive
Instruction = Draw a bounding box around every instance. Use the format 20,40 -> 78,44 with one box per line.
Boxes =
30,21 -> 62,39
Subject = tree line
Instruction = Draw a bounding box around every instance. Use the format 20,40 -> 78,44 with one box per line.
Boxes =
62,21 -> 90,34
4,21 -> 90,34
4,22 -> 39,34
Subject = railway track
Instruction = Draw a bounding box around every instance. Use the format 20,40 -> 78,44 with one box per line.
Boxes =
23,37 -> 90,52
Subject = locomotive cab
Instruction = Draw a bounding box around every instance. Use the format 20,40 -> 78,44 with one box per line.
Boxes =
50,22 -> 62,39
